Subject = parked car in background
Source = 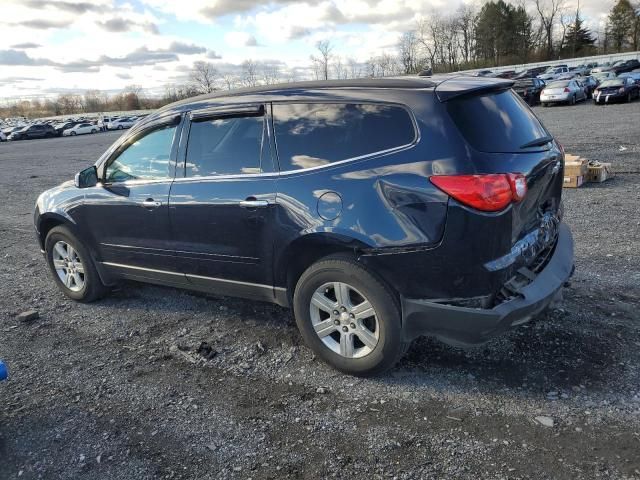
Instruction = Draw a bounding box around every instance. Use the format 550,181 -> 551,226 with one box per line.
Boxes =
592,71 -> 617,84
107,118 -> 136,130
569,65 -> 588,76
618,72 -> 640,86
514,66 -> 548,79
540,79 -> 587,106
590,63 -> 611,74
33,77 -> 574,375
581,76 -> 598,98
63,123 -> 98,136
53,122 -> 79,137
609,59 -> 640,75
0,131 -> 6,142
513,78 -> 545,105
593,77 -> 640,104
8,124 -> 56,140
538,66 -> 569,81
494,70 -> 516,79
474,70 -> 494,77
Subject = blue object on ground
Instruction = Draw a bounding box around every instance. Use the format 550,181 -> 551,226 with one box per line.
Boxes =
0,360 -> 7,381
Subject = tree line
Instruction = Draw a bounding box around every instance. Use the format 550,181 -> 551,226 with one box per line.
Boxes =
2,0 -> 639,119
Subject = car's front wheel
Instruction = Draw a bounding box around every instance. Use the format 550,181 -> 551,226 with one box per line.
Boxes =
293,255 -> 405,376
70,131 -> 76,136
45,226 -> 108,302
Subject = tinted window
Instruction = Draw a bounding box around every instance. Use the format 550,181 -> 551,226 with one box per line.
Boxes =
105,125 -> 176,182
447,90 -> 549,153
186,115 -> 266,177
273,103 -> 415,171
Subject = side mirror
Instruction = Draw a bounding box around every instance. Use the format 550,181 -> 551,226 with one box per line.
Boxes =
74,166 -> 98,188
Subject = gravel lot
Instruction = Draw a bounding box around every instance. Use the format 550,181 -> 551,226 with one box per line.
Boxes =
1,101 -> 639,480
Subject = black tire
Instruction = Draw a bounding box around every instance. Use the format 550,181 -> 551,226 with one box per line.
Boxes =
626,92 -> 632,103
70,131 -> 76,136
91,129 -> 97,133
293,255 -> 406,376
45,226 -> 108,302
117,125 -> 123,130
570,94 -> 576,105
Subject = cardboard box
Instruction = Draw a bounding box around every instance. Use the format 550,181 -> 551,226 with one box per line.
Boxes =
563,175 -> 584,188
587,162 -> 613,183
564,158 -> 588,178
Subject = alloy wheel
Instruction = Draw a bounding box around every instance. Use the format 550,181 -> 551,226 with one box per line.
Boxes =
309,282 -> 379,359
52,241 -> 85,292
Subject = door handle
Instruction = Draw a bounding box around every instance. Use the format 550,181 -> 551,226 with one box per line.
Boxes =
141,199 -> 162,209
239,199 -> 269,209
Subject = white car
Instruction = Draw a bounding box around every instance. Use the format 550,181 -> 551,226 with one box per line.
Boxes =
0,131 -> 6,142
107,118 -> 136,130
537,66 -> 569,81
540,79 -> 588,106
62,123 -> 98,136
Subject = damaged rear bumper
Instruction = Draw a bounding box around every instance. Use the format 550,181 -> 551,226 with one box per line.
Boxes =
401,222 -> 574,346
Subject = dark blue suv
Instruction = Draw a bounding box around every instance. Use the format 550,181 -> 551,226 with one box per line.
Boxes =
34,77 -> 574,375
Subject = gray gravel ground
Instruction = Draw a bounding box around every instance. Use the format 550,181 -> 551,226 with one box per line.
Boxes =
1,101 -> 639,480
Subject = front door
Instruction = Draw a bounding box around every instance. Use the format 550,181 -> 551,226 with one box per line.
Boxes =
169,104 -> 278,301
80,118 -> 183,282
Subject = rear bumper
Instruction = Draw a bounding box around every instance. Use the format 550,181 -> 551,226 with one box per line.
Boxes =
540,93 -> 571,103
401,223 -> 574,346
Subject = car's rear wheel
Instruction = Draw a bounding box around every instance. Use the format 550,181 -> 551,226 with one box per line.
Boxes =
91,129 -> 97,133
45,226 -> 108,302
70,131 -> 76,136
626,92 -> 632,103
117,125 -> 123,130
293,255 -> 405,376
570,94 -> 576,105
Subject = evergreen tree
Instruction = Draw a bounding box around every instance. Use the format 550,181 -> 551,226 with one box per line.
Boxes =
607,0 -> 636,51
564,13 -> 596,56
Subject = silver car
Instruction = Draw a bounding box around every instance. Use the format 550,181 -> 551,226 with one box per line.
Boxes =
540,79 -> 587,106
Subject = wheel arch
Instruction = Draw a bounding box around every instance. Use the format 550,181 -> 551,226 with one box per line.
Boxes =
277,232 -> 371,300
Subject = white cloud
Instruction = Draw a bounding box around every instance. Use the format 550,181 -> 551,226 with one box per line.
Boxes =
224,31 -> 259,48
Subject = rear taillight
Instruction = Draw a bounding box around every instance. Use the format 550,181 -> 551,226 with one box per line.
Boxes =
563,87 -> 570,93
430,174 -> 527,212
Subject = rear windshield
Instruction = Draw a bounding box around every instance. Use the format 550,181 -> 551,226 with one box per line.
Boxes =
514,79 -> 534,87
447,89 -> 549,153
548,81 -> 569,88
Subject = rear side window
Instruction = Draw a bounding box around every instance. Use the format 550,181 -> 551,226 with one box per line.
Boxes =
185,115 -> 267,177
273,103 -> 416,171
447,90 -> 548,153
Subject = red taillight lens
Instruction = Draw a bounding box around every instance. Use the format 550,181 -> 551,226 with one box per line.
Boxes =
430,174 -> 527,212
564,87 -> 570,93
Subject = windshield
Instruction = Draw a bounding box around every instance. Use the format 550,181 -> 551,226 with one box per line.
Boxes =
599,80 -> 624,87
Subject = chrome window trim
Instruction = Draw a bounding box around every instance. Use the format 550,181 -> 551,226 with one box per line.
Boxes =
171,101 -> 420,182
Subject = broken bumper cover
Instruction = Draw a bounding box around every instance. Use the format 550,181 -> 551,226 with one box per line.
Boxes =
401,222 -> 574,346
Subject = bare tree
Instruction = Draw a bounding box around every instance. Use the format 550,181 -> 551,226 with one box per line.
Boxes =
221,73 -> 239,90
261,63 -> 281,85
191,61 -> 218,93
333,56 -> 348,79
241,59 -> 259,87
346,57 -> 362,78
398,31 -> 421,74
535,0 -> 565,59
456,3 -> 476,65
311,40 -> 333,80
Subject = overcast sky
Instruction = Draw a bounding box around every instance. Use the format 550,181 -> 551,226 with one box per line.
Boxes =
0,0 -> 615,100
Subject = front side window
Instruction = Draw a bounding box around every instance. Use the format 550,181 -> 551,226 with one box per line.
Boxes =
185,114 -> 266,177
105,125 -> 177,182
272,103 -> 416,171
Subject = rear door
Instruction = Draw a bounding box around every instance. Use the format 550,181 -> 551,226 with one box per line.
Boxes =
169,104 -> 278,301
